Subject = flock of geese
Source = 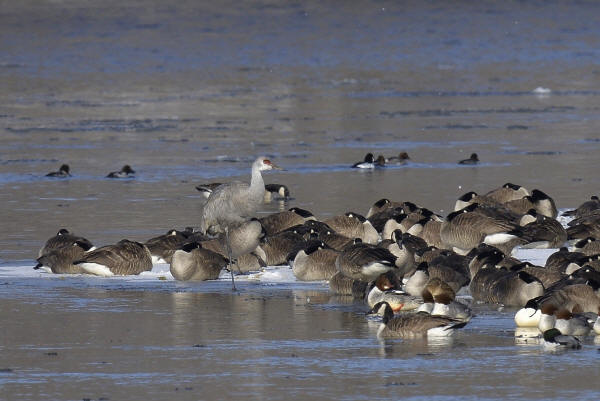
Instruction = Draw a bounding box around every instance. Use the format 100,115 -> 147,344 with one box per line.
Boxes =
35,156 -> 600,349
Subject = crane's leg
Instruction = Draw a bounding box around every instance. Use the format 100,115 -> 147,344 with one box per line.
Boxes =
225,227 -> 237,291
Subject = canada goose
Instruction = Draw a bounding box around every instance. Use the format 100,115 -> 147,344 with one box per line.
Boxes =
264,183 -> 290,202
395,231 -> 428,254
324,212 -> 379,244
545,247 -> 586,273
427,251 -> 471,293
35,240 -> 95,274
415,246 -> 446,264
317,229 -> 355,251
572,237 -> 600,256
74,239 -> 153,276
542,328 -> 581,349
484,183 -> 530,204
39,229 -> 93,258
328,271 -> 368,298
352,153 -> 375,169
562,255 -> 600,275
259,207 -> 315,236
454,191 -> 505,212
594,308 -> 600,335
515,210 -> 567,248
504,189 -> 558,218
369,301 -> 468,338
467,247 -> 517,278
384,233 -> 416,276
170,242 -> 228,281
562,195 -> 600,218
470,266 -> 544,306
145,229 -> 191,264
532,281 -> 600,313
195,182 -> 223,199
46,164 -> 71,177
292,242 -> 339,281
381,213 -> 409,240
231,251 -> 267,273
566,218 -> 600,240
566,211 -> 600,228
366,275 -> 422,311
366,198 -> 403,219
403,262 -> 430,297
260,230 -> 306,266
414,216 -> 445,249
458,153 -> 479,165
440,204 -> 516,255
509,262 -> 563,288
335,242 -> 397,282
106,165 -> 135,178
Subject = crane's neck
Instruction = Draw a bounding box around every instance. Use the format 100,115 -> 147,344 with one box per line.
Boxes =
249,161 -> 265,198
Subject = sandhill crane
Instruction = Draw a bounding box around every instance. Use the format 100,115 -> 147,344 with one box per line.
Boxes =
199,156 -> 280,290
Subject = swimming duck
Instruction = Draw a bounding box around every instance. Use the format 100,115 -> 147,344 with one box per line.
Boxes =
541,328 -> 581,350
386,152 -> 410,165
46,164 -> 71,177
458,153 -> 479,165
106,165 -> 135,178
352,153 -> 376,169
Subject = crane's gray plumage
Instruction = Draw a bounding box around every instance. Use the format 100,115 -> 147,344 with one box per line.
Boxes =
200,157 -> 277,234
198,156 -> 279,289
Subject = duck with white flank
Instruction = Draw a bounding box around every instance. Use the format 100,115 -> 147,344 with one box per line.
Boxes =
352,153 -> 376,169
106,165 -> 135,178
46,164 -> 71,177
541,328 -> 581,350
